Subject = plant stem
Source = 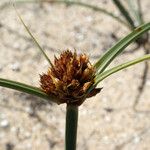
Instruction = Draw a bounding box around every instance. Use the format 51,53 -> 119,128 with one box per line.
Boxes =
65,104 -> 78,150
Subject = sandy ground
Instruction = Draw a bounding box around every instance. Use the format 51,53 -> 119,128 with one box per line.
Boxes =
0,0 -> 150,150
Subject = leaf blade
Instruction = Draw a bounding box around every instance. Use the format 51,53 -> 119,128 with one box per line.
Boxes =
113,0 -> 135,29
14,5 -> 53,66
0,78 -> 58,103
94,22 -> 150,74
95,54 -> 150,84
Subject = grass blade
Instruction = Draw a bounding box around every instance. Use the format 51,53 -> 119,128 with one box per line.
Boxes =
95,54 -> 150,84
14,5 -> 53,66
126,0 -> 138,22
126,0 -> 143,25
0,78 -> 58,103
94,22 -> 150,74
137,0 -> 144,24
113,0 -> 135,29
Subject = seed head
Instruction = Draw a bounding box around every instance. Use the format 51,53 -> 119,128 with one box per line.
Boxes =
40,50 -> 101,105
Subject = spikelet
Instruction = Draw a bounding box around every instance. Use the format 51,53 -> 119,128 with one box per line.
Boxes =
40,50 -> 101,105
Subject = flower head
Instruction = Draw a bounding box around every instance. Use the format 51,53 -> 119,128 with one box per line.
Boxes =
40,50 -> 101,105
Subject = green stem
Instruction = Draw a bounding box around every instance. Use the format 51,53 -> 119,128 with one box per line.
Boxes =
65,105 -> 78,150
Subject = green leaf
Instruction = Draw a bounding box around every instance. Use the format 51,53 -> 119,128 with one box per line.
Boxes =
127,0 -> 144,25
14,5 -> 53,67
95,54 -> 150,85
137,0 -> 144,24
11,0 -> 129,28
94,22 -> 150,74
113,0 -> 135,29
0,78 -> 58,103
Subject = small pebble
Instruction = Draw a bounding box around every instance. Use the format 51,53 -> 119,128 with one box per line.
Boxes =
11,126 -> 17,133
104,115 -> 112,123
13,42 -> 20,50
25,107 -> 34,115
75,33 -> 84,41
24,132 -> 31,138
147,80 -> 150,86
43,60 -> 49,66
85,16 -> 93,23
9,62 -> 20,72
133,136 -> 141,144
0,119 -> 9,128
102,136 -> 109,143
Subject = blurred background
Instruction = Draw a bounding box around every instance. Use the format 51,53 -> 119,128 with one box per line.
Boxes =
0,0 -> 150,149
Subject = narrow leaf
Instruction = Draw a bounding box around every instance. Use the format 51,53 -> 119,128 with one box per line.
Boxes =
126,0 -> 143,25
14,5 -> 53,66
0,78 -> 58,103
137,0 -> 144,24
94,22 -> 150,74
113,0 -> 135,29
95,54 -> 150,84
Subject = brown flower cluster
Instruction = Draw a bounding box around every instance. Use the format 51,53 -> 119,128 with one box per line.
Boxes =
40,50 -> 101,105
